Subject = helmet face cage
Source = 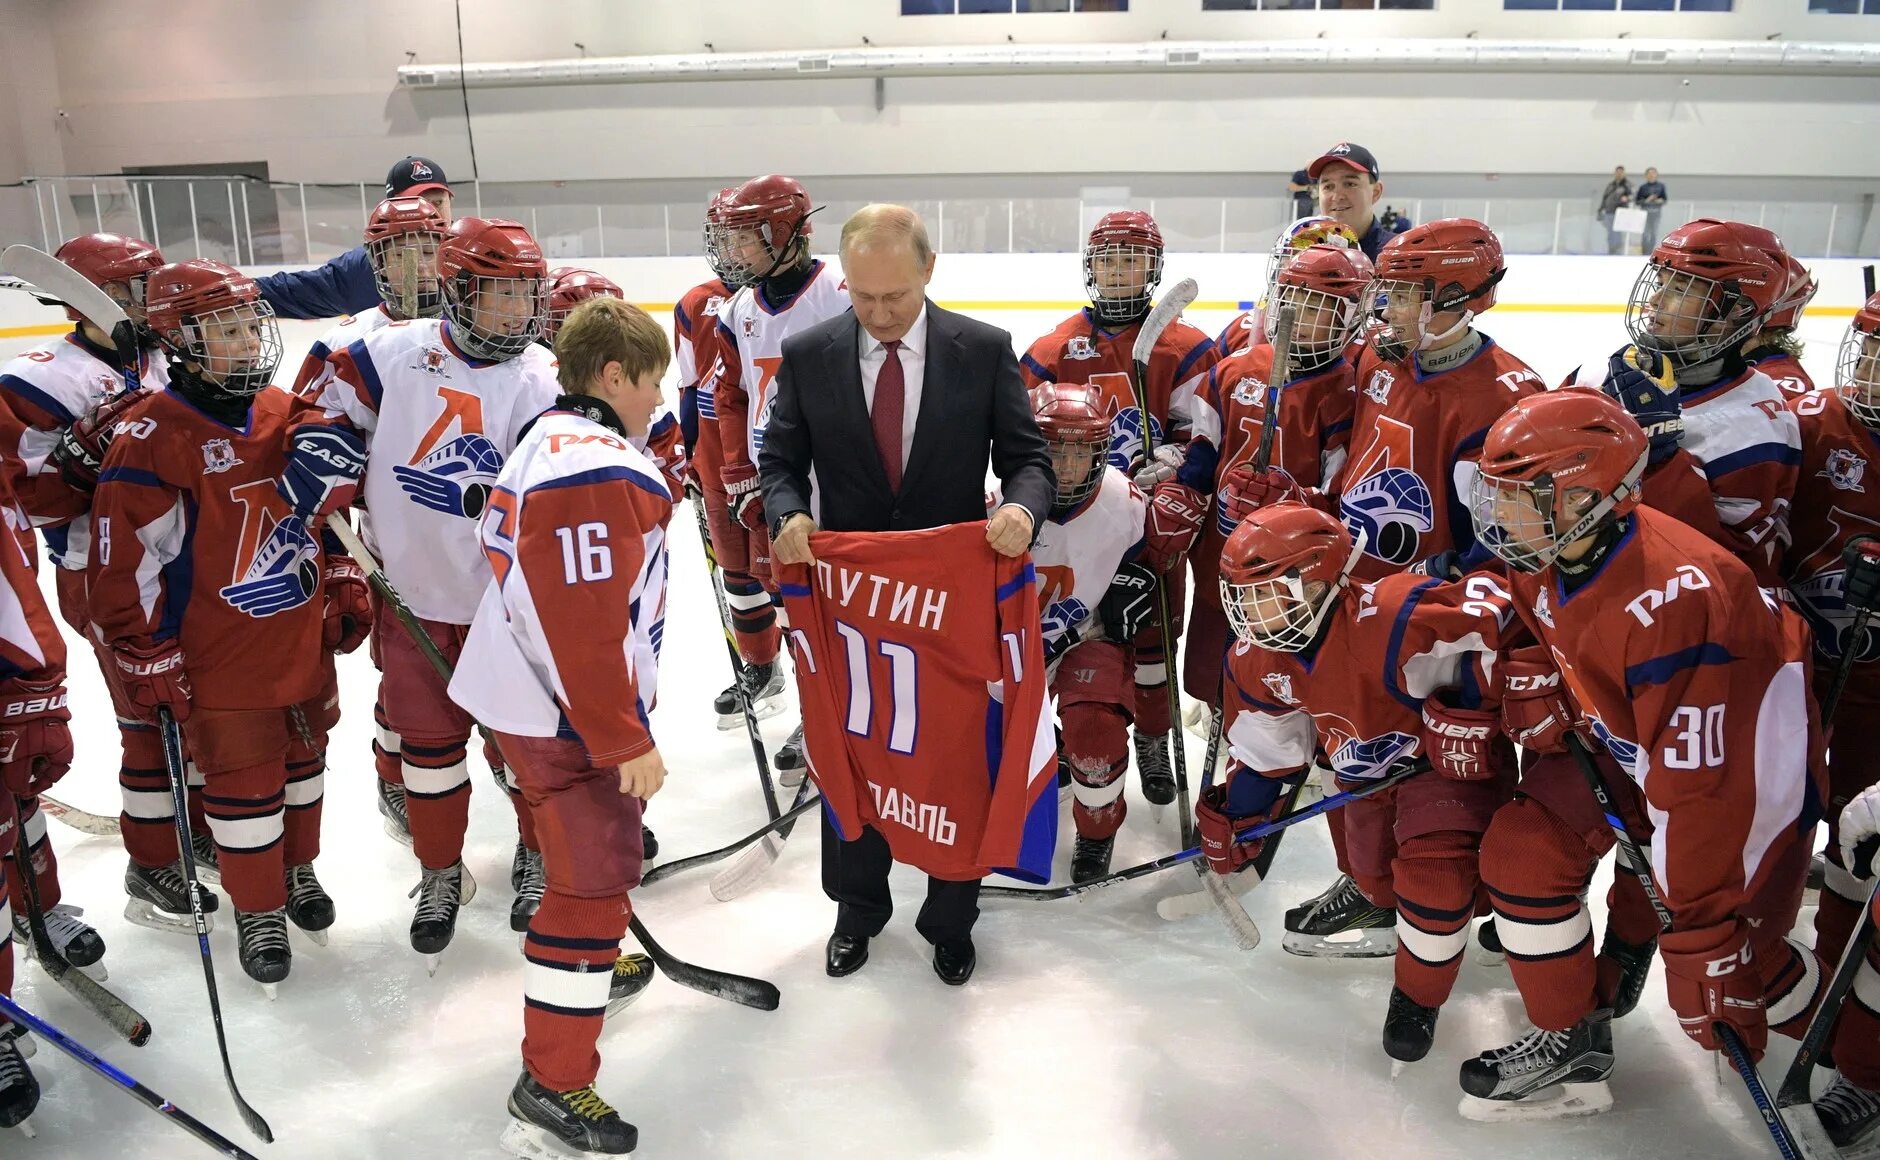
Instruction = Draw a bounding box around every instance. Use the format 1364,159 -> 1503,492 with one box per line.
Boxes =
367,231 -> 444,318
707,210 -> 809,287
1267,281 -> 1363,364
1837,322 -> 1880,429
1046,432 -> 1109,511
1468,460 -> 1638,575
1221,567 -> 1340,653
1625,262 -> 1759,368
703,202 -> 756,290
172,299 -> 284,400
444,272 -> 548,362
1084,238 -> 1163,326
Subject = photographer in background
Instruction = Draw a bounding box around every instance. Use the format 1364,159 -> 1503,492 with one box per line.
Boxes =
1598,165 -> 1633,255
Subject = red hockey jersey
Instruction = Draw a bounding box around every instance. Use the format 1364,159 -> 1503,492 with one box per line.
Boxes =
0,486 -> 65,685
1222,572 -> 1510,786
89,387 -> 327,710
1020,307 -> 1219,472
1752,351 -> 1814,401
1782,388 -> 1880,675
675,277 -> 731,486
1332,338 -> 1544,581
1506,507 -> 1820,935
777,523 -> 1057,882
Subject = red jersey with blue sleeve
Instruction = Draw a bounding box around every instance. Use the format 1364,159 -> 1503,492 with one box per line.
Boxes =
1200,341 -> 1356,492
1782,388 -> 1880,675
1506,507 -> 1820,935
1020,307 -> 1220,473
1332,338 -> 1544,581
0,487 -> 65,684
777,524 -> 1058,882
87,386 -> 325,710
675,278 -> 730,487
449,409 -> 671,762
1220,572 -> 1510,789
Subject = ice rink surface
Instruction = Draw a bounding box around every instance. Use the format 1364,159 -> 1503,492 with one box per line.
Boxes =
0,303 -> 1850,1159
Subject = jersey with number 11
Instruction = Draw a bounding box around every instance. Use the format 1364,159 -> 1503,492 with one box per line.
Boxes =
777,523 -> 1058,883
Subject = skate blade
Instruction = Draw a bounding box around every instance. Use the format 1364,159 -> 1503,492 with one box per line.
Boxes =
1391,1060 -> 1410,1080
122,898 -> 212,935
1776,1102 -> 1849,1160
716,696 -> 785,731
1458,1082 -> 1612,1123
294,926 -> 330,947
775,765 -> 806,789
709,834 -> 785,902
77,960 -> 109,983
195,865 -> 222,888
382,818 -> 415,849
7,1118 -> 36,1139
1471,946 -> 1508,970
423,953 -> 441,977
1281,928 -> 1399,958
259,981 -> 280,1002
5,1032 -> 34,1060
605,987 -> 649,1021
499,1120 -> 602,1160
1148,802 -> 1168,825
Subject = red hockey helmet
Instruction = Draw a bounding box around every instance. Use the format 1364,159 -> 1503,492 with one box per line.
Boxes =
1469,389 -> 1648,574
1836,291 -> 1880,431
1084,210 -> 1165,327
364,196 -> 447,319
1765,250 -> 1818,332
437,216 -> 548,362
1367,218 -> 1505,354
707,175 -> 816,285
52,232 -> 164,328
144,259 -> 283,398
701,187 -> 750,289
544,267 -> 625,344
1268,243 -> 1375,366
1031,382 -> 1111,511
1626,218 -> 1786,368
1219,501 -> 1360,653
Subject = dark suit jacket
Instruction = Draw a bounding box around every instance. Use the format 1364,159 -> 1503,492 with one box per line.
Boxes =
759,302 -> 1055,536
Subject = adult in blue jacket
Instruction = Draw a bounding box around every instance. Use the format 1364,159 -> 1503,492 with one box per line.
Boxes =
257,156 -> 454,319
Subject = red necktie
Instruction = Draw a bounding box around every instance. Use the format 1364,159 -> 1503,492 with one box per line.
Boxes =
872,338 -> 905,492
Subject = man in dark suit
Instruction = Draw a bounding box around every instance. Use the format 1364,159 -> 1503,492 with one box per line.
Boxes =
758,204 -> 1055,987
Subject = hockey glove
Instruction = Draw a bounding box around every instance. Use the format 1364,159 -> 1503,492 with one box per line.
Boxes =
1409,549 -> 1463,581
51,386 -> 152,494
1421,698 -> 1498,781
1600,346 -> 1683,467
1196,782 -> 1268,876
110,638 -> 191,726
721,460 -> 766,533
1099,563 -> 1158,642
1131,443 -> 1187,490
321,556 -> 372,655
1215,462 -> 1303,537
0,675 -> 73,797
1499,645 -> 1579,754
1841,782 -> 1880,882
1660,920 -> 1767,1061
1845,535 -> 1880,615
1140,481 -> 1207,574
279,424 -> 368,520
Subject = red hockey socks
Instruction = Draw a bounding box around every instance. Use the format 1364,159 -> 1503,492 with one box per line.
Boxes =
521,891 -> 631,1093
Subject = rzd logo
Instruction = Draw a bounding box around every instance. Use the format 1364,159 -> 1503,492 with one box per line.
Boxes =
1623,564 -> 1711,627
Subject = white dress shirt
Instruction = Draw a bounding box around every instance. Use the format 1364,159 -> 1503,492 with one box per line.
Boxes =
858,304 -> 926,475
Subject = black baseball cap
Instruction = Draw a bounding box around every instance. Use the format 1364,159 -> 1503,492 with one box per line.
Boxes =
385,156 -> 451,198
1306,143 -> 1380,182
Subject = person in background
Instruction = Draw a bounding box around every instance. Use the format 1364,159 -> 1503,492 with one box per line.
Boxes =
1635,168 -> 1667,252
256,156 -> 454,321
1307,143 -> 1411,260
1598,166 -> 1633,256
1288,168 -> 1315,219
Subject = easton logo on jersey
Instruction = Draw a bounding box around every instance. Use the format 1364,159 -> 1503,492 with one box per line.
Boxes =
1339,416 -> 1433,567
392,386 -> 500,518
1821,447 -> 1867,493
219,480 -> 319,618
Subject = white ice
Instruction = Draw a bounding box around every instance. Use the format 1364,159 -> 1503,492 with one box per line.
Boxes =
0,304 -> 1847,1160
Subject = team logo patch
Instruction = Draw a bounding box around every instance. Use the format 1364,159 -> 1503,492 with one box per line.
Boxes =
394,434 -> 500,518
201,438 -> 242,474
1364,368 -> 1395,405
1822,447 -> 1867,493
742,317 -> 759,339
220,512 -> 319,619
1065,336 -> 1098,361
1533,585 -> 1555,629
1262,672 -> 1297,705
1327,730 -> 1418,781
419,347 -> 449,375
1106,407 -> 1164,473
1230,376 -> 1267,407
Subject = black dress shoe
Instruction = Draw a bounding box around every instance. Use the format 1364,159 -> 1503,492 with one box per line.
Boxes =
825,933 -> 869,978
932,939 -> 976,986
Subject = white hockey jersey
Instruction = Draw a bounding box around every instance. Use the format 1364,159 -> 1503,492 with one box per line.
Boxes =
293,305 -> 396,396
708,260 -> 851,468
304,319 -> 561,624
450,409 -> 671,761
0,332 -> 168,571
1004,467 -> 1146,660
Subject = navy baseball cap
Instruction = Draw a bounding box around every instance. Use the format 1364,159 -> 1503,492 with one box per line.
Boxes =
1307,143 -> 1380,182
386,156 -> 450,198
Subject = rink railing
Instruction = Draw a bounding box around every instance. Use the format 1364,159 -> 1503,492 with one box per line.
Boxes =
8,174 -> 1879,264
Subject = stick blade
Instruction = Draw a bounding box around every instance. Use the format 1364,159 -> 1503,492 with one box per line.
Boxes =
1131,277 -> 1199,364
1775,1103 -> 1842,1160
707,834 -> 785,901
39,796 -> 122,837
0,245 -> 130,334
1200,871 -> 1262,951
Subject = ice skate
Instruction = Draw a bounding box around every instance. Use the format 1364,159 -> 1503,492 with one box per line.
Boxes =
606,952 -> 655,1018
501,1070 -> 636,1156
1133,731 -> 1176,808
1473,918 -> 1506,969
285,863 -> 335,946
1070,835 -> 1114,884
13,902 -> 108,980
511,845 -> 545,934
1458,1009 -> 1614,1122
123,859 -> 219,933
773,722 -> 807,787
236,907 -> 291,999
0,1034 -> 38,1136
1282,874 -> 1397,958
378,779 -> 413,847
188,830 -> 222,886
1816,1074 -> 1880,1157
1383,986 -> 1439,1070
411,859 -> 476,975
714,660 -> 784,730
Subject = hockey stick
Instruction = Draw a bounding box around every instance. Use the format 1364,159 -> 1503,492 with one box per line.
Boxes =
1131,276 -> 1200,848
156,709 -> 273,1144
0,245 -> 141,379
628,915 -> 779,1012
709,778 -> 814,902
639,790 -> 822,887
36,793 -> 120,837
1562,735 -> 1813,1160
984,757 -> 1427,902
0,993 -> 259,1159
1252,305 -> 1297,476
691,490 -> 785,825
1864,264 -> 1876,301
330,520 -> 784,1010
9,798 -> 151,1045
